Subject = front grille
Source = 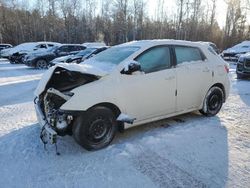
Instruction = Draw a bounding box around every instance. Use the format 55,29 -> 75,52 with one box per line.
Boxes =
237,63 -> 243,71
245,59 -> 250,68
223,53 -> 236,57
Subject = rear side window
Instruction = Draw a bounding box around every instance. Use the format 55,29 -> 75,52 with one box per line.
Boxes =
175,46 -> 204,64
58,46 -> 69,52
135,46 -> 171,73
68,46 -> 77,52
68,45 -> 85,51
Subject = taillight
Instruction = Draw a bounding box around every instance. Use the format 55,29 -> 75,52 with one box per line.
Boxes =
224,65 -> 229,73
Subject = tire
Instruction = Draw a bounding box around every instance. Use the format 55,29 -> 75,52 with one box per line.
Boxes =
72,106 -> 117,151
199,86 -> 224,117
36,59 -> 48,69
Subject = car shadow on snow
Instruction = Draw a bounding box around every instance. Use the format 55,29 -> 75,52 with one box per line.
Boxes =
0,112 -> 229,187
114,112 -> 229,187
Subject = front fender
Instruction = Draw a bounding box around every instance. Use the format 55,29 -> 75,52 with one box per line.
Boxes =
60,80 -> 119,112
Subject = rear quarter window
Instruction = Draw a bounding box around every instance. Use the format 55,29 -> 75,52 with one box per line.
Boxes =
175,46 -> 205,64
208,47 -> 217,55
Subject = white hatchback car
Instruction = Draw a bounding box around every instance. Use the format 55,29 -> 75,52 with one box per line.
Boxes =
35,40 -> 230,150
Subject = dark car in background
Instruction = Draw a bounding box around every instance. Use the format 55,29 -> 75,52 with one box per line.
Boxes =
222,41 -> 250,61
236,53 -> 250,79
23,44 -> 86,69
0,44 -> 12,52
49,46 -> 109,66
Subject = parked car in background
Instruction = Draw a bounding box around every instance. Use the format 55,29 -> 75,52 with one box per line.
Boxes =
82,42 -> 106,48
23,44 -> 86,69
222,41 -> 250,61
0,44 -> 12,52
236,52 -> 250,79
35,40 -> 230,151
0,42 -> 60,60
49,46 -> 109,66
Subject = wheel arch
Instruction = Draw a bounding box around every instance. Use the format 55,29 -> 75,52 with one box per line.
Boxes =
36,58 -> 48,62
210,83 -> 226,102
90,102 -> 124,132
91,102 -> 121,118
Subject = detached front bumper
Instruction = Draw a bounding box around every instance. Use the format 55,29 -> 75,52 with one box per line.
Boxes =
34,98 -> 47,128
34,98 -> 58,144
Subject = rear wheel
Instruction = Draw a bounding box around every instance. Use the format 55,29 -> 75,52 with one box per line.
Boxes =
36,59 -> 48,69
200,86 -> 224,116
73,106 -> 117,151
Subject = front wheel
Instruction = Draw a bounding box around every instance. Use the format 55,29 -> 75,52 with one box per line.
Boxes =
36,59 -> 48,69
73,106 -> 117,151
200,86 -> 224,116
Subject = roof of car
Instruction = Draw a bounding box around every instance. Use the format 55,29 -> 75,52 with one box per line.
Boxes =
0,44 -> 12,46
87,46 -> 109,49
82,42 -> 106,47
117,39 -> 208,48
60,44 -> 84,46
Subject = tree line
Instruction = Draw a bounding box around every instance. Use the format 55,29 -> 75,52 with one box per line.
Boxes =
0,0 -> 249,50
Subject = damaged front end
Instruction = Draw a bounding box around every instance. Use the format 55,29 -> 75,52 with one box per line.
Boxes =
34,65 -> 103,146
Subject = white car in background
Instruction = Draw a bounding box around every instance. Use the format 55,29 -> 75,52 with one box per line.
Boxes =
35,40 -> 230,151
0,42 -> 60,58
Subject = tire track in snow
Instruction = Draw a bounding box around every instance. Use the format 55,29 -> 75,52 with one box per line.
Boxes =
131,145 -> 206,188
0,73 -> 42,86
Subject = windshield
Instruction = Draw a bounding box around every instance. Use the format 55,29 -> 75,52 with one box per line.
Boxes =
86,46 -> 140,65
77,48 -> 97,56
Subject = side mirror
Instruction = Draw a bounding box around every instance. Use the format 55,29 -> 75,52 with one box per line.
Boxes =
121,61 -> 142,75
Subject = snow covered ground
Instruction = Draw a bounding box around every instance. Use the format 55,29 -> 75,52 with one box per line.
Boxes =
0,59 -> 249,188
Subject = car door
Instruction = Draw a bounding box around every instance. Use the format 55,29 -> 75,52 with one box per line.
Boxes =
118,46 -> 176,121
174,45 -> 213,112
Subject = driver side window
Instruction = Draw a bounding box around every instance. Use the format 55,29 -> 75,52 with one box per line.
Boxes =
135,46 -> 171,73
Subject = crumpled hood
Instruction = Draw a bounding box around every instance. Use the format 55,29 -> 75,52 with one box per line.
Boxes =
34,63 -> 108,96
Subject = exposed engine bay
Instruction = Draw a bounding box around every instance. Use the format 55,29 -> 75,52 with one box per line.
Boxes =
36,66 -> 99,147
